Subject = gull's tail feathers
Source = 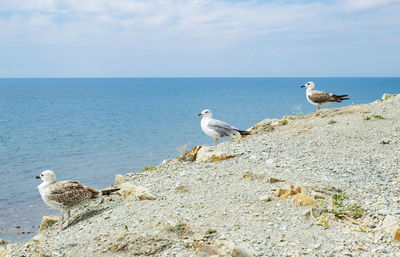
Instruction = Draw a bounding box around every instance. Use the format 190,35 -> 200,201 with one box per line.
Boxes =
237,130 -> 251,136
100,188 -> 120,196
331,94 -> 350,103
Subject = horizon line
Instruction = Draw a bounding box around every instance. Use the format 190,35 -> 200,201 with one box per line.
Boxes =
0,76 -> 399,79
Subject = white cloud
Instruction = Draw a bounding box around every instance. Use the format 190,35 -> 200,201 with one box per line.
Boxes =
0,0 -> 399,76
0,1 -> 321,46
343,0 -> 400,11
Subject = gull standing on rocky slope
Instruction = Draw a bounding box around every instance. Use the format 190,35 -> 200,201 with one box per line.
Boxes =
36,170 -> 119,231
301,81 -> 349,111
197,109 -> 250,146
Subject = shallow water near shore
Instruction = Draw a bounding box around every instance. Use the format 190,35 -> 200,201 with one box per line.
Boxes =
0,77 -> 399,242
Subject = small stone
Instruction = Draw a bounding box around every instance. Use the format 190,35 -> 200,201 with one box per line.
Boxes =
0,239 -> 3,245
211,154 -> 235,162
334,244 -> 344,252
175,183 -> 189,193
394,227 -> 400,241
311,192 -> 327,200
378,209 -> 390,216
243,171 -> 266,180
293,193 -> 316,206
0,246 -> 8,257
304,207 -> 327,219
196,175 -> 203,180
183,239 -> 192,248
259,195 -> 272,202
269,177 -> 284,183
278,234 -> 285,242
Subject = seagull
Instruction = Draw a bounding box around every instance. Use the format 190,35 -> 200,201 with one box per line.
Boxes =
36,170 -> 119,231
301,81 -> 349,111
197,109 -> 250,146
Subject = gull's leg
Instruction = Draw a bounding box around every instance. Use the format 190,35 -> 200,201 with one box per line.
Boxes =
216,138 -> 218,145
66,210 -> 71,228
317,106 -> 320,111
60,210 -> 64,231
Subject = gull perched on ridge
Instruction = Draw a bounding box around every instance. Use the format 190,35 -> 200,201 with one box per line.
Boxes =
36,170 -> 119,231
301,81 -> 349,111
197,109 -> 250,146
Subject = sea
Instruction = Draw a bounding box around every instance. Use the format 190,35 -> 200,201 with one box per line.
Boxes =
0,77 -> 399,242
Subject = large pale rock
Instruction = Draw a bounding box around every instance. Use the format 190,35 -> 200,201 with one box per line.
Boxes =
214,239 -> 235,254
382,93 -> 397,101
117,182 -> 156,200
39,216 -> 59,233
179,145 -> 202,162
32,233 -> 46,243
196,146 -> 235,162
196,243 -> 221,256
114,174 -> 128,187
382,215 -> 399,237
232,243 -> 257,257
249,119 -> 274,134
271,119 -> 288,126
207,240 -> 256,257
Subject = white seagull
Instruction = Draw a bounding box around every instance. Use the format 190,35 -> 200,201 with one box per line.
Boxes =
36,170 -> 119,231
197,109 -> 250,146
301,81 -> 349,111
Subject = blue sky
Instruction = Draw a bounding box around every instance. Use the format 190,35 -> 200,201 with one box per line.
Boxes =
0,0 -> 399,77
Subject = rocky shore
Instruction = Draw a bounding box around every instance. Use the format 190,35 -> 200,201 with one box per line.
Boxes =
2,94 -> 400,257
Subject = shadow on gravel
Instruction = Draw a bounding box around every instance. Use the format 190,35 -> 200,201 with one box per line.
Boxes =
69,206 -> 110,228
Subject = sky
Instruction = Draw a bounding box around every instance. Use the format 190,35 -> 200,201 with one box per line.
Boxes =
0,0 -> 399,78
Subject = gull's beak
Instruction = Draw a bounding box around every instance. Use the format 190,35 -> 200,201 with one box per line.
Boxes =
35,175 -> 41,179
301,85 -> 305,88
197,113 -> 202,117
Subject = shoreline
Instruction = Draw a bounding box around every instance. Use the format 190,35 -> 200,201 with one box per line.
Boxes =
3,94 -> 400,256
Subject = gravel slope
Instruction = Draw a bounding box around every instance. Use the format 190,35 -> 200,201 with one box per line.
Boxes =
4,94 -> 400,257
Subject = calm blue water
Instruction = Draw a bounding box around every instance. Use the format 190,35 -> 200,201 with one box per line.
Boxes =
0,77 -> 399,242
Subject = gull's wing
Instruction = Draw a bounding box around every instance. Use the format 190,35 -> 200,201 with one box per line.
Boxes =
207,118 -> 238,137
308,89 -> 337,103
47,181 -> 98,207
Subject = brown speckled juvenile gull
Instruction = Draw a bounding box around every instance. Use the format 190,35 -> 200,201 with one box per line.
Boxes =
36,170 -> 119,231
301,81 -> 349,111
